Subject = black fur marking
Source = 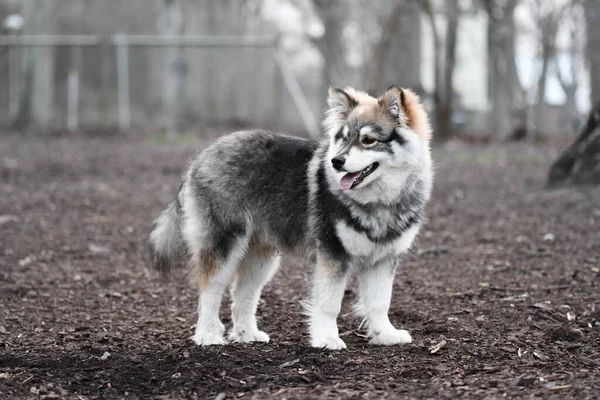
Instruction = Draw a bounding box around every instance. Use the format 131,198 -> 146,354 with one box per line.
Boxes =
175,182 -> 184,210
333,88 -> 358,109
376,128 -> 407,148
394,132 -> 407,146
343,178 -> 425,243
263,135 -> 319,249
369,125 -> 383,135
315,164 -> 350,262
334,129 -> 344,142
212,221 -> 246,259
316,161 -> 424,250
399,88 -> 406,109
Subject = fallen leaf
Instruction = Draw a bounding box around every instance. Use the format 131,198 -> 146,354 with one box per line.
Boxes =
532,303 -> 553,312
0,215 -> 19,225
88,244 -> 111,254
279,358 -> 300,368
551,384 -> 572,391
429,340 -> 447,354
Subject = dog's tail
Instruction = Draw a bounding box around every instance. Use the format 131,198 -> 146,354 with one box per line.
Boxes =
149,193 -> 186,275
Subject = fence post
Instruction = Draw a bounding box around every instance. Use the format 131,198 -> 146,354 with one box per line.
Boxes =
67,45 -> 81,131
7,44 -> 19,118
114,34 -> 131,130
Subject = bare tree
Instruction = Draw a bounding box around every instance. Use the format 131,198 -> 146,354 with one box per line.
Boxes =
548,0 -> 600,186
422,0 -> 460,140
12,0 -> 57,129
584,0 -> 600,105
549,104 -> 600,185
363,0 -> 422,95
311,0 -> 351,88
481,0 -> 527,137
553,1 -> 584,133
155,0 -> 185,135
530,0 -> 561,134
364,0 -> 405,94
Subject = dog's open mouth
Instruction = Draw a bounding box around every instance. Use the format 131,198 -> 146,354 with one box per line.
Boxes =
339,162 -> 379,191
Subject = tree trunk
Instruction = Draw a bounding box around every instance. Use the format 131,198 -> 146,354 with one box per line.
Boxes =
364,0 -> 421,95
11,0 -> 56,130
422,0 -> 459,140
585,0 -> 600,105
312,0 -> 351,110
548,105 -> 600,186
156,0 -> 184,135
535,49 -> 551,134
483,0 -> 520,137
439,0 -> 459,140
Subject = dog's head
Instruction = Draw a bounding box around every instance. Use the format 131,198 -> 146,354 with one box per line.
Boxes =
323,86 -> 432,204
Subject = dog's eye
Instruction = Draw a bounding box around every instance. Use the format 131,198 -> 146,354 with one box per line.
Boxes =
361,137 -> 377,146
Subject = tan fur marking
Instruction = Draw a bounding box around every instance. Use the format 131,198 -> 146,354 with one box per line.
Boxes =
325,85 -> 432,145
194,249 -> 219,290
401,88 -> 432,142
318,252 -> 345,276
344,87 -> 379,107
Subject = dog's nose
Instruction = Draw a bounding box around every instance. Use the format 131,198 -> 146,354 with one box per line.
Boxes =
331,156 -> 346,170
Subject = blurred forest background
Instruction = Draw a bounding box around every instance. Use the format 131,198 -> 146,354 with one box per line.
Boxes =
0,0 -> 598,141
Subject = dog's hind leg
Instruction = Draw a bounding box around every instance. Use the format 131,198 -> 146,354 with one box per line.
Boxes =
191,234 -> 250,346
355,260 -> 412,345
228,243 -> 280,343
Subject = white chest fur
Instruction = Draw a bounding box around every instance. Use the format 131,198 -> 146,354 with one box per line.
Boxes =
335,221 -> 420,264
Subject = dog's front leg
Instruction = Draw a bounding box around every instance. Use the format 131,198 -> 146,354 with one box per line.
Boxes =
356,260 -> 412,345
307,254 -> 348,350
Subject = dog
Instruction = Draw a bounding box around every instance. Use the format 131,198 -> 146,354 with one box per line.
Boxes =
149,86 -> 433,349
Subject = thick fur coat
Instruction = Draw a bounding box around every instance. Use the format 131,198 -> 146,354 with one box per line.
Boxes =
150,86 -> 433,349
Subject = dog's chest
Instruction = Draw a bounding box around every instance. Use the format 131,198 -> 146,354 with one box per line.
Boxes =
334,207 -> 421,262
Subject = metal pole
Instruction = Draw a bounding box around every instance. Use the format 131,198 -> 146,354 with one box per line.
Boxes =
115,34 -> 131,130
0,35 -> 101,46
8,44 -> 18,118
67,46 -> 81,131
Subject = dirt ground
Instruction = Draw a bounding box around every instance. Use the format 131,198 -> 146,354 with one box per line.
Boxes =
1,131 -> 599,399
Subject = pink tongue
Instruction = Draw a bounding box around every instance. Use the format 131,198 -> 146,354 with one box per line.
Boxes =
340,172 -> 361,191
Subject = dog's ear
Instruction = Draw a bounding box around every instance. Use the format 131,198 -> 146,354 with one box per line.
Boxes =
323,87 -> 358,136
327,87 -> 358,117
381,86 -> 432,141
379,86 -> 406,121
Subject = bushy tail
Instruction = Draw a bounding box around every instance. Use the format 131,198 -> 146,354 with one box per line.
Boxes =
149,200 -> 186,275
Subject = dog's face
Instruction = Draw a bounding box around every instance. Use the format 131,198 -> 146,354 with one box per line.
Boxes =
323,86 -> 432,204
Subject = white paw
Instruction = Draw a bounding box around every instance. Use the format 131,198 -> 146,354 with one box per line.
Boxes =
311,336 -> 347,350
192,331 -> 227,346
370,328 -> 412,345
228,328 -> 270,343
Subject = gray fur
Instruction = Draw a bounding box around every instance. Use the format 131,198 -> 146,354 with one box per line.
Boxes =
150,129 -> 428,273
149,199 -> 185,275
149,121 -> 432,348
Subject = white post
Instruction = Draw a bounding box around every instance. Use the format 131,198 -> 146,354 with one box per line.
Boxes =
8,45 -> 19,118
115,34 -> 131,130
67,46 -> 81,131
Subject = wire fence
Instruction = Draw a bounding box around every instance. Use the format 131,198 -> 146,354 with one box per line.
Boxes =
0,34 -> 321,136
